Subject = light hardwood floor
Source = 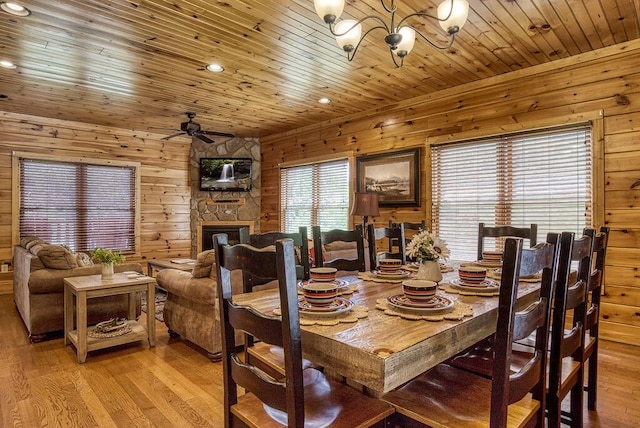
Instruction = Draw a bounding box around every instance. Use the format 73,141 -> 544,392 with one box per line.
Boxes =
0,293 -> 638,427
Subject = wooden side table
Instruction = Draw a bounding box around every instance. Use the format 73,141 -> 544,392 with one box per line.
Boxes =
64,273 -> 156,363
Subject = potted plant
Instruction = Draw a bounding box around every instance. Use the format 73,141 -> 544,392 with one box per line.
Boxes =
405,230 -> 450,283
90,247 -> 125,279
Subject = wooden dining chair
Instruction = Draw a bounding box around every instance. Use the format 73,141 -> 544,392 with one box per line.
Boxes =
478,222 -> 538,261
367,223 -> 406,270
383,236 -> 561,428
213,234 -> 394,428
542,232 -> 592,428
239,226 -> 310,280
579,226 -> 609,412
237,227 -> 313,378
389,220 -> 425,260
312,225 -> 367,272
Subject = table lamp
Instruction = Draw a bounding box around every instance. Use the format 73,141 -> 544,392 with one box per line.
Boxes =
351,192 -> 380,230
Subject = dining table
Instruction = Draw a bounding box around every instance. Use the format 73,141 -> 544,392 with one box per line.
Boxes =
231,263 -> 541,396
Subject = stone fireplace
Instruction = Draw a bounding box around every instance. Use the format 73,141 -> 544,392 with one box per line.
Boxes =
197,220 -> 255,252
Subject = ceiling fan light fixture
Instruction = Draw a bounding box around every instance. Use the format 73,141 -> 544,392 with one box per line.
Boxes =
316,0 -> 468,67
205,63 -> 224,73
0,2 -> 31,16
0,60 -> 17,69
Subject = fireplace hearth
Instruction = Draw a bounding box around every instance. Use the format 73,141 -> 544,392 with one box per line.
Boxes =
197,221 -> 254,252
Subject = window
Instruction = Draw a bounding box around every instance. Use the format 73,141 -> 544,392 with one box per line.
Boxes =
280,159 -> 350,233
16,155 -> 139,253
431,125 -> 592,260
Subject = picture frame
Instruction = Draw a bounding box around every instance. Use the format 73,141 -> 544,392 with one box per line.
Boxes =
356,148 -> 421,207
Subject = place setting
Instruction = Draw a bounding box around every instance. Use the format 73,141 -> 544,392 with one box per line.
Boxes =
284,267 -> 367,326
376,279 -> 473,321
472,250 -> 504,268
440,265 -> 501,296
297,267 -> 360,297
358,258 -> 413,283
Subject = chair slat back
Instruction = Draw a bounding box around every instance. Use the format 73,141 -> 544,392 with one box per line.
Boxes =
490,233 -> 564,427
478,222 -> 538,261
312,225 -> 367,272
390,221 -> 425,261
582,227 -> 609,332
239,226 -> 310,282
367,224 -> 406,269
214,234 -> 305,427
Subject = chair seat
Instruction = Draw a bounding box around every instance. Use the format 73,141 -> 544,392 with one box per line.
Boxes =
246,342 -> 315,378
382,364 -> 540,428
232,368 -> 393,428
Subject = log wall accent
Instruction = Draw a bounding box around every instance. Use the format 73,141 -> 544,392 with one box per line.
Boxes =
0,112 -> 193,294
261,39 -> 640,346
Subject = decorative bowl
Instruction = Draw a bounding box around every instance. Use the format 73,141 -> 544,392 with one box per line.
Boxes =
378,258 -> 402,272
309,267 -> 338,282
458,266 -> 487,285
402,279 -> 438,302
301,282 -> 339,306
482,251 -> 503,263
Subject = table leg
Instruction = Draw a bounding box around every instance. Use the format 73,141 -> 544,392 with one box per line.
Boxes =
147,282 -> 156,347
64,284 -> 74,346
77,290 -> 88,363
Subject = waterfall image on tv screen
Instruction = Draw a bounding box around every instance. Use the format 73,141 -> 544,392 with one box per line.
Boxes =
199,158 -> 252,191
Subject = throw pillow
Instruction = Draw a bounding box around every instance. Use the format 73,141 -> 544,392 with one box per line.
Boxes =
37,245 -> 79,269
76,252 -> 94,267
192,250 -> 216,278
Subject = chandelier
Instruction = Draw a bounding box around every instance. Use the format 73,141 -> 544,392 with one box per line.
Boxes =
313,0 -> 469,67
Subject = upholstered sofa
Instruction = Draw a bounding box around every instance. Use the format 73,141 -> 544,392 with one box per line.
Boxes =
13,237 -> 143,342
156,250 -> 245,361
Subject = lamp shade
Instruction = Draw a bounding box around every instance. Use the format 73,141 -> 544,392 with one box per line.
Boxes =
314,0 -> 345,22
351,192 -> 380,217
437,0 -> 469,33
394,27 -> 416,57
335,19 -> 362,51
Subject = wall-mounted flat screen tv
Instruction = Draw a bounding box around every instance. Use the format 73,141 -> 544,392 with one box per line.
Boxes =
199,157 -> 252,192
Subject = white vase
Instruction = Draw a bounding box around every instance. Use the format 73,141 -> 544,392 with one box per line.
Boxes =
416,260 -> 442,283
101,262 -> 114,279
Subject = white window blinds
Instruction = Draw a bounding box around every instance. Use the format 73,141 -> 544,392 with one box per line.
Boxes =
431,125 -> 592,260
19,157 -> 137,252
280,159 -> 350,233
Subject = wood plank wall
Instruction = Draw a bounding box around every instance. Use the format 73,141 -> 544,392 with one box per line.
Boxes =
0,113 -> 193,294
260,39 -> 640,346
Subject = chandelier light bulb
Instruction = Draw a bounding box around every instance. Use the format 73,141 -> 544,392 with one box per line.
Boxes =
394,27 -> 416,57
437,0 -> 469,34
313,0 -> 345,24
334,20 -> 361,52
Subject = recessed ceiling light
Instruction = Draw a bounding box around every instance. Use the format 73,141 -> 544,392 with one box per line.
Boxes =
0,2 -> 31,16
318,97 -> 331,104
0,60 -> 17,69
205,63 -> 224,73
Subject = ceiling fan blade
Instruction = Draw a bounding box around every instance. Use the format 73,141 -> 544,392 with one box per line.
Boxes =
161,131 -> 186,140
201,130 -> 235,138
196,134 -> 216,144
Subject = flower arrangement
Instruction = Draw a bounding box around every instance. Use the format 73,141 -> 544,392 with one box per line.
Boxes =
405,230 -> 450,262
90,247 -> 125,265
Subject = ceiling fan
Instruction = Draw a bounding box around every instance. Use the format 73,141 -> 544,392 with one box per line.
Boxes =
162,112 -> 234,144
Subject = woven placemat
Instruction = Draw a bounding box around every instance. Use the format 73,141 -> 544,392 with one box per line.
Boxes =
487,270 -> 541,283
358,272 -> 409,284
375,298 -> 473,321
274,304 -> 368,326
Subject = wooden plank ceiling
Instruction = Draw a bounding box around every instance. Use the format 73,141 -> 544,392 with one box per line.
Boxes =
0,0 -> 638,138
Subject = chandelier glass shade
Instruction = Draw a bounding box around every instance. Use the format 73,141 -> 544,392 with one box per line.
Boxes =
313,0 -> 469,67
